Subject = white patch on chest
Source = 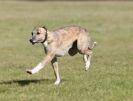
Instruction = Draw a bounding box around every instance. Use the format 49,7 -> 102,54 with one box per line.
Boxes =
43,41 -> 48,47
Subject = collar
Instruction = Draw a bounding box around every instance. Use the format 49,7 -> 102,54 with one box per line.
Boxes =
41,27 -> 48,44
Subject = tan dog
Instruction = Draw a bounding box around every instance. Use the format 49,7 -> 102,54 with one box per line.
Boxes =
27,25 -> 96,85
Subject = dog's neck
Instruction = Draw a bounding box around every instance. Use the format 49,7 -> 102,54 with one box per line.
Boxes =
42,31 -> 54,48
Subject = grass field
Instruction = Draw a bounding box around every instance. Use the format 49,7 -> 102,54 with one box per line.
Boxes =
0,1 -> 133,101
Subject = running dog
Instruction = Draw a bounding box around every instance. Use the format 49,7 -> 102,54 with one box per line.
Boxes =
27,25 -> 96,85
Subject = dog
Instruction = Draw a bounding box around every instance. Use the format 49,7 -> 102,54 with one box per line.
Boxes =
26,25 -> 96,85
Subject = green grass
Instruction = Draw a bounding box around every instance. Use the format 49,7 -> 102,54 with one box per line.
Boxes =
0,1 -> 133,101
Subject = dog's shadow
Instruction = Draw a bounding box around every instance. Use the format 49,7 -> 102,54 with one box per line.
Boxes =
0,79 -> 54,86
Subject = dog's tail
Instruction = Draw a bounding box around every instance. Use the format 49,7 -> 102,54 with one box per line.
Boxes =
89,41 -> 97,50
91,41 -> 97,49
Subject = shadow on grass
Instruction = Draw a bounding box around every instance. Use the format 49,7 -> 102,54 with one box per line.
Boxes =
0,79 -> 54,86
0,79 -> 68,86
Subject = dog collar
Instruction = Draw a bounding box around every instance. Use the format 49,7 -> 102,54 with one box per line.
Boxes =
41,27 -> 48,43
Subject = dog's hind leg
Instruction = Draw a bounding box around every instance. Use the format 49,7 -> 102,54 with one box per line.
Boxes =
83,42 -> 97,70
77,32 -> 92,70
51,57 -> 60,85
83,54 -> 92,71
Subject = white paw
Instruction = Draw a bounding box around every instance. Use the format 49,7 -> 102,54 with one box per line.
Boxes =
85,61 -> 90,71
26,69 -> 38,74
54,80 -> 60,85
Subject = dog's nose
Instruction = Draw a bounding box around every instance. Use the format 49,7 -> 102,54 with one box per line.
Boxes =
29,39 -> 33,43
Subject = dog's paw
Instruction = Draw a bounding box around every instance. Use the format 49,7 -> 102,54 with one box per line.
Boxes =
26,70 -> 33,74
54,80 -> 60,85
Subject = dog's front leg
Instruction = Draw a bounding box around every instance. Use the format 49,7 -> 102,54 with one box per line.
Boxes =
51,57 -> 60,85
27,51 -> 55,74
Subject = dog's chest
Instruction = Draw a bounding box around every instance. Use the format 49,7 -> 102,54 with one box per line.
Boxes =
43,42 -> 71,56
43,41 -> 48,47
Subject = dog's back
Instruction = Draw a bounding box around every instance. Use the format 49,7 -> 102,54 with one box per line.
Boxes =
52,25 -> 90,55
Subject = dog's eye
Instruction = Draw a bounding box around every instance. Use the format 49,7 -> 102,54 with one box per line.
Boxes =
37,32 -> 40,35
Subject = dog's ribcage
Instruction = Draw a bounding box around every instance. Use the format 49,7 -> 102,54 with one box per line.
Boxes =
55,44 -> 72,56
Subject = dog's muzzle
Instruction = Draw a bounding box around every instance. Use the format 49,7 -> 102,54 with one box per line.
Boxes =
29,39 -> 35,45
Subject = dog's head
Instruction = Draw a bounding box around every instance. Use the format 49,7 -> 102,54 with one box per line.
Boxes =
29,26 -> 47,45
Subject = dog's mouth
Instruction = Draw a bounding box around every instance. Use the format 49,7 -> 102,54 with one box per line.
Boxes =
29,39 -> 36,45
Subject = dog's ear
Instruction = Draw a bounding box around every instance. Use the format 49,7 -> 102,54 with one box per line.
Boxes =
42,26 -> 47,32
